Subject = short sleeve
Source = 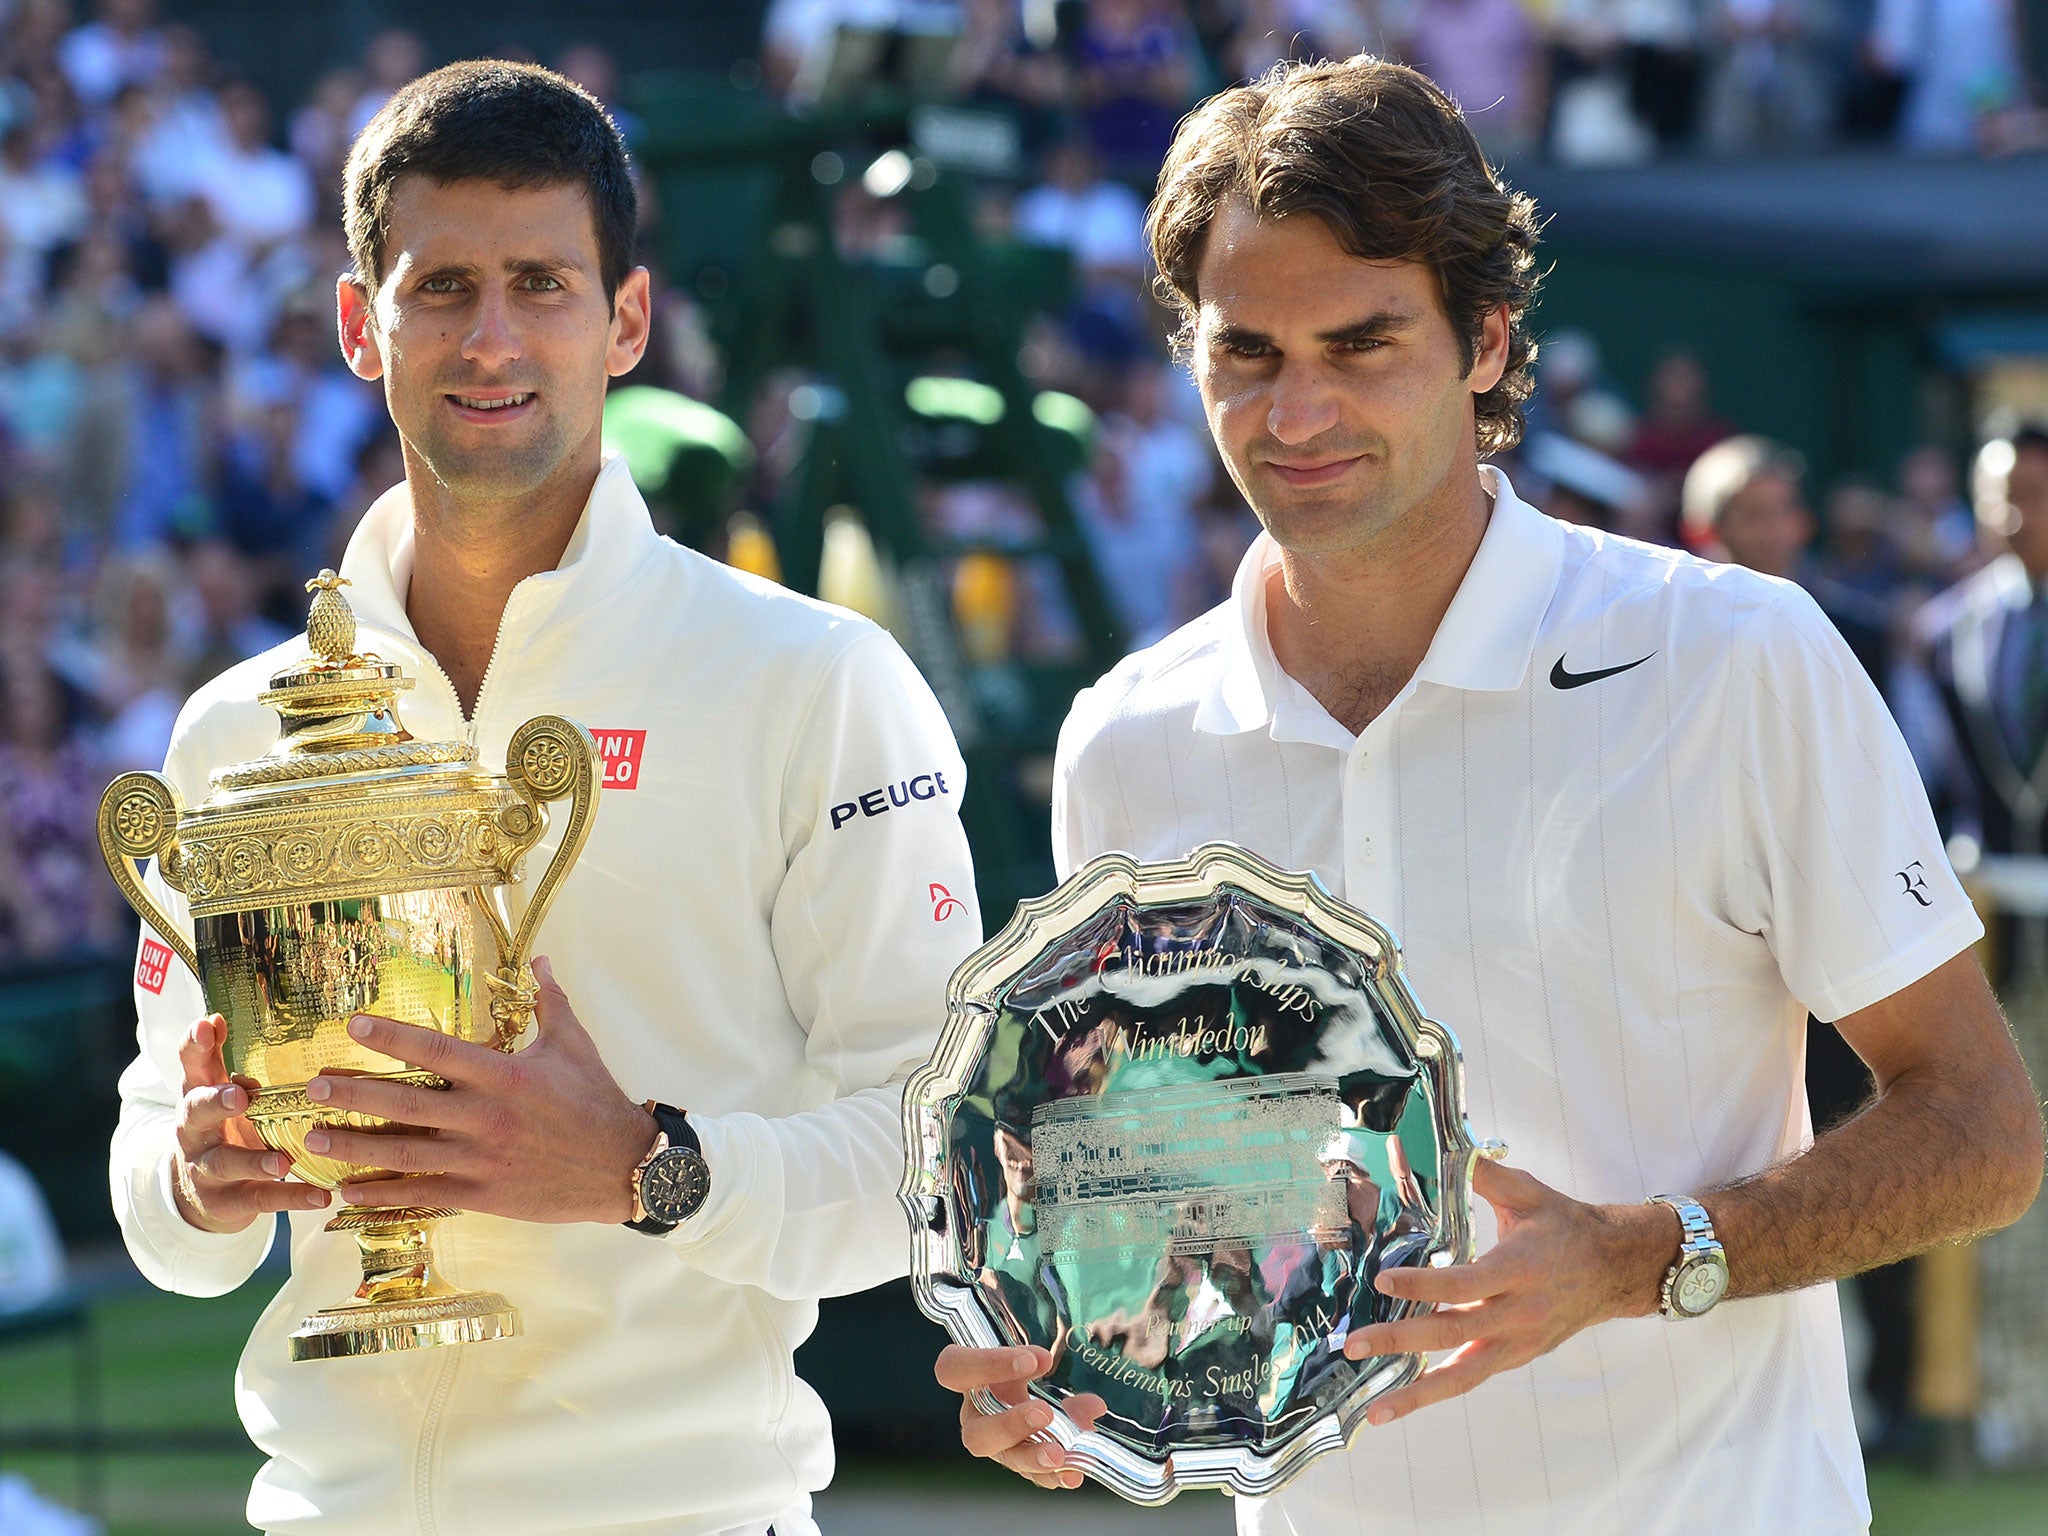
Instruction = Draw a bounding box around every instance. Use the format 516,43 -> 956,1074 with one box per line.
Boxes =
1723,585 -> 1984,1022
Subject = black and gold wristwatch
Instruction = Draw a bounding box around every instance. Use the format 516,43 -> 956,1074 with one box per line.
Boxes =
625,1101 -> 712,1236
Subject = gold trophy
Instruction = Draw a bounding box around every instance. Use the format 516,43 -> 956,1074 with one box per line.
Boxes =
98,572 -> 600,1362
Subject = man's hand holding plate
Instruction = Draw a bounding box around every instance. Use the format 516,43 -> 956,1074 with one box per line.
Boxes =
936,1344 -> 1109,1490
1341,1158 -> 1675,1424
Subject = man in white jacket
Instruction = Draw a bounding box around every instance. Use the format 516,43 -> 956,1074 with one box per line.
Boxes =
109,61 -> 980,1536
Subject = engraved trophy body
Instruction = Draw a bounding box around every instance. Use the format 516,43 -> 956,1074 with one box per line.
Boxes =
904,843 -> 1500,1501
99,573 -> 600,1361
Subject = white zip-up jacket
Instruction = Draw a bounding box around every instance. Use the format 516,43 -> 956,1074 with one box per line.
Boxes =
109,457 -> 981,1536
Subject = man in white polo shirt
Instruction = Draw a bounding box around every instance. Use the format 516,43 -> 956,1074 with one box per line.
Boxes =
938,55 -> 2044,1534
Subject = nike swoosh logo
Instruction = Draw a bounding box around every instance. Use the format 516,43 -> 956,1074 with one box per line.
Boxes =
1550,653 -> 1656,689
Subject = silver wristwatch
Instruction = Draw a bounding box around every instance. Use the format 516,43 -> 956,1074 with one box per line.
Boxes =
1648,1195 -> 1729,1319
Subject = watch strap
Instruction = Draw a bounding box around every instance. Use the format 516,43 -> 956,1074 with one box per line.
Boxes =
624,1102 -> 700,1236
647,1101 -> 699,1155
1649,1194 -> 1725,1318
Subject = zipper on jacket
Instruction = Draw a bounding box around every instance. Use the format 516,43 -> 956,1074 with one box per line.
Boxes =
412,1332 -> 462,1536
463,584 -> 529,748
404,584 -> 531,748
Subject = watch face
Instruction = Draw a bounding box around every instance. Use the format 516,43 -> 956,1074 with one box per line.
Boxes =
641,1148 -> 711,1225
1674,1256 -> 1729,1316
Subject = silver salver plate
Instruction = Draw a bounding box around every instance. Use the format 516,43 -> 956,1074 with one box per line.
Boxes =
902,842 -> 1500,1503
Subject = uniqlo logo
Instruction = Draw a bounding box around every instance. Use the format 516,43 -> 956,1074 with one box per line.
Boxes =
136,938 -> 172,995
596,730 -> 647,790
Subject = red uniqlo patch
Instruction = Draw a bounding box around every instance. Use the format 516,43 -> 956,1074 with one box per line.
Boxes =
596,729 -> 647,790
136,938 -> 172,995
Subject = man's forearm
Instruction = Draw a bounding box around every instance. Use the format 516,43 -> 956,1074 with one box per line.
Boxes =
1702,1056 -> 2043,1300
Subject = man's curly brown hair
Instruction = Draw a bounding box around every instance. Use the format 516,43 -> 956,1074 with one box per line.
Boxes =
1147,56 -> 1543,455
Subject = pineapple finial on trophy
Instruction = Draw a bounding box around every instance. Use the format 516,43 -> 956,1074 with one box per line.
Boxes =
305,570 -> 357,665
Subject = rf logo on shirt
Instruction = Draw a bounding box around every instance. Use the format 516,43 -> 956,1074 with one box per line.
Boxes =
1897,862 -> 1933,907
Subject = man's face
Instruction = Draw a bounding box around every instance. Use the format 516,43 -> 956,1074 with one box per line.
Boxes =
1716,470 -> 1813,578
1189,199 -> 1507,559
338,177 -> 649,506
2006,444 -> 2048,573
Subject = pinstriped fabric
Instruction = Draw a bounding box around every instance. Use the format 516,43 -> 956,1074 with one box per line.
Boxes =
1054,479 -> 1964,1536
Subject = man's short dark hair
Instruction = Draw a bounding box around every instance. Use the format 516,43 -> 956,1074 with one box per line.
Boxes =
1146,56 -> 1542,455
343,60 -> 636,312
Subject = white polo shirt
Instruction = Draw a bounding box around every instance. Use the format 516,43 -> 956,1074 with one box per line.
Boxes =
1051,469 -> 1980,1536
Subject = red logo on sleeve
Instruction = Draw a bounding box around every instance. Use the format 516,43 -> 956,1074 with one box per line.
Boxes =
596,730 -> 647,790
929,883 -> 964,922
136,938 -> 172,995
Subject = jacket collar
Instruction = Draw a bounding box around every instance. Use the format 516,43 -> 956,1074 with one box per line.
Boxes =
337,453 -> 661,651
1195,467 -> 1565,740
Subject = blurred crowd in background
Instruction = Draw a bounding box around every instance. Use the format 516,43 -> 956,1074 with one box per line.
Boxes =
0,0 -> 2035,976
765,0 -> 2048,161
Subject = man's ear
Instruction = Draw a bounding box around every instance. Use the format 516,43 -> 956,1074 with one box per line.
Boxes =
605,266 -> 654,379
1468,302 -> 1510,397
337,273 -> 385,382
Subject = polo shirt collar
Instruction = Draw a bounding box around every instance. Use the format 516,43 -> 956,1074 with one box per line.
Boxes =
1194,467 -> 1565,740
337,452 -> 659,648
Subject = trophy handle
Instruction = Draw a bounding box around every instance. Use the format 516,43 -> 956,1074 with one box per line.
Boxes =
97,771 -> 201,981
489,716 -> 600,1040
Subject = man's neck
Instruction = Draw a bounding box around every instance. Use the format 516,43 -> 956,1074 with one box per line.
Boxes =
1266,466 -> 1493,737
403,448 -> 601,719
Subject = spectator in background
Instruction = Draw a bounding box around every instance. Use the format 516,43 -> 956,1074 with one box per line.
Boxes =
1013,128 -> 1149,286
1522,428 -> 1656,535
1402,0 -> 1545,158
238,285 -> 382,507
44,227 -> 141,543
1814,479 -> 1909,611
82,549 -> 181,770
1628,349 -> 1732,479
4,1 -> 70,80
193,81 -> 312,253
216,363 -> 331,574
124,22 -> 225,207
0,1148 -> 65,1312
1175,476 -> 1261,617
1701,0 -> 1836,152
555,42 -> 640,145
1628,348 -> 1731,541
1870,0 -> 2026,154
182,537 -> 290,688
109,294 -> 217,548
162,193 -> 260,353
289,66 -> 367,211
1682,433 -> 1892,682
349,28 -> 426,136
0,119 -> 87,334
0,560 -> 116,961
1226,0 -> 1383,80
58,0 -> 164,115
1075,0 -> 1199,177
73,143 -> 167,289
1077,358 -> 1211,645
1896,441 -> 1981,580
762,0 -> 959,102
1549,0 -> 1704,154
1910,428 -> 2048,881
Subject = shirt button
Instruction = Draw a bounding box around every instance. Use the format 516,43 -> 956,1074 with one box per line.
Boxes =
1358,835 -> 1377,862
1351,753 -> 1369,775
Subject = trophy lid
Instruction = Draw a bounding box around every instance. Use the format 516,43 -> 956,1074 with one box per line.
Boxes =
208,571 -> 481,795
